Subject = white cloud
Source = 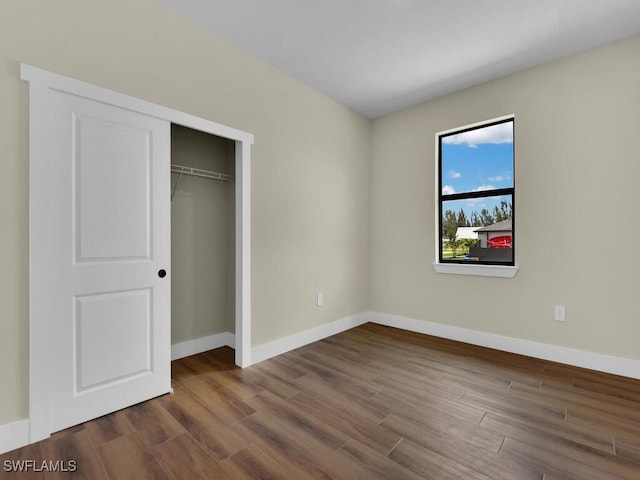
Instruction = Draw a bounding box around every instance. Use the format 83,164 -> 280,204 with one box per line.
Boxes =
472,184 -> 496,192
488,173 -> 512,182
442,185 -> 456,195
465,194 -> 502,208
443,122 -> 513,148
448,170 -> 461,179
463,185 -> 500,207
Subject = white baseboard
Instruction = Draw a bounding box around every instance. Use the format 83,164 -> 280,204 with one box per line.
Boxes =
250,312 -> 369,365
171,332 -> 235,361
369,311 -> 640,380
0,419 -> 30,455
250,310 -> 640,379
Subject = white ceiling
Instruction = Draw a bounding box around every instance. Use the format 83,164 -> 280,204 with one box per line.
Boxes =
153,0 -> 640,118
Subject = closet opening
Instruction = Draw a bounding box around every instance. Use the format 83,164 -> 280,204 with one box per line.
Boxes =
170,124 -> 237,363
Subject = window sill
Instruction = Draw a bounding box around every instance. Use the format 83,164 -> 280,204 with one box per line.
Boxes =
432,263 -> 518,278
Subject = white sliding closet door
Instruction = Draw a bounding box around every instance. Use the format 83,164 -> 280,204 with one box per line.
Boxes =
35,89 -> 172,434
25,64 -> 253,443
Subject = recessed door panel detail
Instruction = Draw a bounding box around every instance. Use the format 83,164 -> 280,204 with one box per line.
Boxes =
74,289 -> 152,393
74,114 -> 151,262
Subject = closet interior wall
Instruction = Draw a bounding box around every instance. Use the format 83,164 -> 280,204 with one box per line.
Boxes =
170,124 -> 236,345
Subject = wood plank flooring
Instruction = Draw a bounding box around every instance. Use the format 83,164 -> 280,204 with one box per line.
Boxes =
3,323 -> 640,479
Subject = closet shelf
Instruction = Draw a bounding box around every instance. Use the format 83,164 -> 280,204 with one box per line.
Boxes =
171,164 -> 234,182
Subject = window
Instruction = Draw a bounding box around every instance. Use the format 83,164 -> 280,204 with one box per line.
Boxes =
436,116 -> 515,272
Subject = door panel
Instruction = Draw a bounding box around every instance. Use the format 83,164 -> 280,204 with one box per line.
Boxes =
75,289 -> 151,391
74,114 -> 152,261
45,90 -> 171,433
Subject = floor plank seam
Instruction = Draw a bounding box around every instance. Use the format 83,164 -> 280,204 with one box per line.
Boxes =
91,442 -> 111,480
497,434 -> 507,454
387,436 -> 404,457
478,411 -> 488,426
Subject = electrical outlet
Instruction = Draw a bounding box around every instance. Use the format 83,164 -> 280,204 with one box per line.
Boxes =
554,305 -> 566,322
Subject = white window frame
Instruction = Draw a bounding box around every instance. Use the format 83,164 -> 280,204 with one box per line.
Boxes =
432,115 -> 518,278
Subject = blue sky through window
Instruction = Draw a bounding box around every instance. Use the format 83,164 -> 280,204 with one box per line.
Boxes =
441,121 -> 513,216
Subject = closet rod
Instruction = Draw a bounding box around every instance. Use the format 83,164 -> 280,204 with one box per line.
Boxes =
170,164 -> 234,182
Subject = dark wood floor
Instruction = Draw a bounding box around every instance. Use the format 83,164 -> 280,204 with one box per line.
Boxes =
3,323 -> 640,479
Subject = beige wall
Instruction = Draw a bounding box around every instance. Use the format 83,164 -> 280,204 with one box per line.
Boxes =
0,0 -> 370,425
371,36 -> 640,360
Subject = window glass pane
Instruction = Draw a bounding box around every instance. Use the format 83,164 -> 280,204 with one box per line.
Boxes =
441,195 -> 513,263
441,121 -> 514,196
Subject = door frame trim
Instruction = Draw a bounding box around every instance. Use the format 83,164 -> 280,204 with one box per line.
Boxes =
21,63 -> 253,443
